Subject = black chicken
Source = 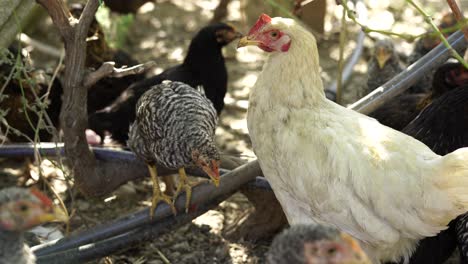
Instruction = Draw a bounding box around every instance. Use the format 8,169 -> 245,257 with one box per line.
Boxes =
0,187 -> 66,264
103,0 -> 152,14
267,225 -> 371,264
128,81 -> 220,218
89,22 -> 242,144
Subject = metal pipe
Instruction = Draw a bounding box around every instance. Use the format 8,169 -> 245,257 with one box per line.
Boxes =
348,30 -> 467,114
36,190 -> 232,263
33,160 -> 262,257
0,143 -> 233,178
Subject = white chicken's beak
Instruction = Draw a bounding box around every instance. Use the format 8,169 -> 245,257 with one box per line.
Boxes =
237,36 -> 260,49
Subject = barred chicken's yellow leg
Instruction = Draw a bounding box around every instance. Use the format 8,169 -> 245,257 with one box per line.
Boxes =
173,168 -> 201,213
148,164 -> 177,219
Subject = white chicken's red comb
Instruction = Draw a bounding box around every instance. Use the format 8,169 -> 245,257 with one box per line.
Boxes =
30,188 -> 53,207
248,13 -> 272,35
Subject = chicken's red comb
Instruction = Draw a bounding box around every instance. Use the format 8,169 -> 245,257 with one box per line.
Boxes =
248,13 -> 272,35
30,188 -> 53,207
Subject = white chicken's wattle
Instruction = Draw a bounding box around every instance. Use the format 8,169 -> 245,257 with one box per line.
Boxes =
239,14 -> 468,263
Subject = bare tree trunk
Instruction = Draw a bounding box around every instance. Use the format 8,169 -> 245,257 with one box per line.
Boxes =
36,0 -> 152,196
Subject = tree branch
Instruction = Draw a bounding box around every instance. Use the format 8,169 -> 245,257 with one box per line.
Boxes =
36,0 -> 103,196
83,61 -> 156,89
446,0 -> 468,41
36,0 -> 73,38
76,0 -> 100,38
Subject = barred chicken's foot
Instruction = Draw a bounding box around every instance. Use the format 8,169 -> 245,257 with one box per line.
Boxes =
150,191 -> 177,219
173,168 -> 202,213
148,164 -> 177,219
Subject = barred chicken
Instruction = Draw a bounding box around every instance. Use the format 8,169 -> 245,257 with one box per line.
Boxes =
240,14 -> 468,263
89,23 -> 242,144
0,187 -> 66,264
128,81 -> 220,218
267,224 -> 371,264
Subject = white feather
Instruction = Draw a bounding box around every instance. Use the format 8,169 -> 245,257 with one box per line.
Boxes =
247,17 -> 468,263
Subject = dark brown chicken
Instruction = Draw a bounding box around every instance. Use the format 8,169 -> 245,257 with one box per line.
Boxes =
0,46 -> 62,142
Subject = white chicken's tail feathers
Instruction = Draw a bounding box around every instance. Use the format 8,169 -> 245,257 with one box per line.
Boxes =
436,148 -> 468,214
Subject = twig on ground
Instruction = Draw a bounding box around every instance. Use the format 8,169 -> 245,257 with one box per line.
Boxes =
155,249 -> 171,264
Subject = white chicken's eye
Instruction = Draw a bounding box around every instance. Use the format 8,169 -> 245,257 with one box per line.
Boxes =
270,31 -> 279,38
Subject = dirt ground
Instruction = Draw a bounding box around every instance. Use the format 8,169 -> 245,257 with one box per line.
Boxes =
1,0 -> 467,263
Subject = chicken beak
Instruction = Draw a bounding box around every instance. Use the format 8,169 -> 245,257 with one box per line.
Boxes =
237,36 -> 260,49
201,160 -> 220,187
376,49 -> 390,69
37,206 -> 69,223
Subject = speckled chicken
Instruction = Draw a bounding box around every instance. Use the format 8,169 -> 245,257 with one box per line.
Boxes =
0,187 -> 66,264
267,224 -> 371,264
366,39 -> 404,94
128,81 -> 220,218
366,39 -> 427,131
89,23 -> 241,144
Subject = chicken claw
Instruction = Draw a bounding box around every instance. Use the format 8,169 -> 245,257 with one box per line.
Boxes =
173,168 -> 202,213
148,164 -> 177,219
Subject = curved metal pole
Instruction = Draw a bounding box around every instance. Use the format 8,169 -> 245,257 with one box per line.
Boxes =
32,160 -> 263,257
349,30 -> 467,114
0,142 -> 238,178
35,187 -> 234,263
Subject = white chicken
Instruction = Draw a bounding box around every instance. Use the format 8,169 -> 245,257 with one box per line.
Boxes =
238,14 -> 468,263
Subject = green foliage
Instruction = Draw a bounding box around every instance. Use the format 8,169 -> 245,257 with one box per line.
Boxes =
95,5 -> 134,49
0,44 -> 58,143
